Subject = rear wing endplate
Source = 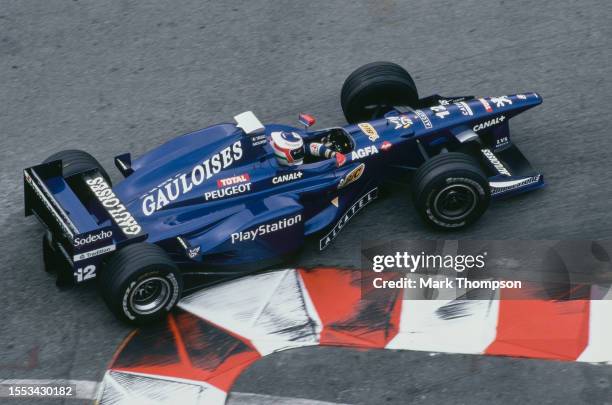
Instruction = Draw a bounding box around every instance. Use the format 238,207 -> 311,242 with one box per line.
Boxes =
24,162 -> 78,240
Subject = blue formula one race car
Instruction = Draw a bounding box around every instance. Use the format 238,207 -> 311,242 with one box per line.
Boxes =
24,62 -> 544,323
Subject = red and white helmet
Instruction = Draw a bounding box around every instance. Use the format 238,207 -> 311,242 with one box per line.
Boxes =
270,131 -> 305,166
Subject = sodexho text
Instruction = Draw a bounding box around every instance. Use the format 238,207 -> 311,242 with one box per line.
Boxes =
73,229 -> 113,246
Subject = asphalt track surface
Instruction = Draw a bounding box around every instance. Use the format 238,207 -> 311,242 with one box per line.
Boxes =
1,0 -> 611,404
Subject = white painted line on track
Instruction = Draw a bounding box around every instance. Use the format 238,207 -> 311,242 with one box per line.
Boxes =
228,392 -> 352,405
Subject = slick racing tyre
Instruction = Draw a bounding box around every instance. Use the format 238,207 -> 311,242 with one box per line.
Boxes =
44,149 -> 111,185
412,152 -> 490,229
341,61 -> 419,124
98,243 -> 183,324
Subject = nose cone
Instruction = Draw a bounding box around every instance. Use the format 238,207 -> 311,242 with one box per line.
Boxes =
481,93 -> 542,113
507,92 -> 542,107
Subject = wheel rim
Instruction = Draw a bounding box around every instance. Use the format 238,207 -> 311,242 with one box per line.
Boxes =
433,184 -> 478,221
129,276 -> 171,315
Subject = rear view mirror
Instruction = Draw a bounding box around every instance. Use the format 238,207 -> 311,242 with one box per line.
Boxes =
298,113 -> 316,129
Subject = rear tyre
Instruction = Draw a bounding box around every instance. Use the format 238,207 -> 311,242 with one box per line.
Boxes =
98,243 -> 182,324
43,149 -> 111,185
341,61 -> 419,124
412,153 -> 490,229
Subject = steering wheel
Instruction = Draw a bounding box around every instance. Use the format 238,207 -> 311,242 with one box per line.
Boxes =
325,129 -> 353,154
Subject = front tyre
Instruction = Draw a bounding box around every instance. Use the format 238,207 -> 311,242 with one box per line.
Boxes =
98,243 -> 182,324
412,153 -> 490,229
341,61 -> 419,124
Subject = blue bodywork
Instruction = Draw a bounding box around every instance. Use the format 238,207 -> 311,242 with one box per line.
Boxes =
24,93 -> 544,288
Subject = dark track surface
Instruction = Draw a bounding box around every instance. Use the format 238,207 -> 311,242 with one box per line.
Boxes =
1,0 -> 611,404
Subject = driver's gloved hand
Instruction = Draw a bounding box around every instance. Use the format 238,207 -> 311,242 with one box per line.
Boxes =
307,142 -> 346,167
308,142 -> 335,159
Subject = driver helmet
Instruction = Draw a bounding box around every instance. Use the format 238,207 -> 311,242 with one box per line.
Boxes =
271,131 -> 305,166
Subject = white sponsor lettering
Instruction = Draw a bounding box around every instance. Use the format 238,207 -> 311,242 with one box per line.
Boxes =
230,214 -> 302,244
473,115 -> 506,132
204,182 -> 251,201
431,105 -> 450,119
73,244 -> 117,262
74,264 -> 96,282
481,149 -> 511,176
251,134 -> 267,146
387,115 -> 413,129
490,175 -> 541,195
319,188 -> 378,250
496,136 -> 510,148
455,101 -> 474,116
73,229 -> 113,246
415,109 -> 432,129
141,141 -> 243,216
490,96 -> 512,108
272,171 -> 303,184
351,145 -> 378,160
86,177 -> 142,236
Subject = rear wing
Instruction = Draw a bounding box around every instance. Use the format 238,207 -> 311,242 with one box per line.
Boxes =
24,161 -> 145,285
24,161 -> 80,241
